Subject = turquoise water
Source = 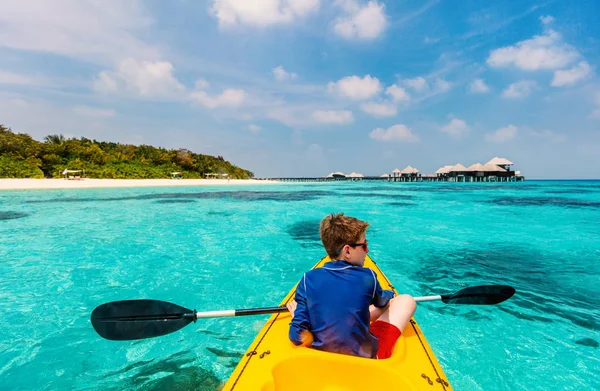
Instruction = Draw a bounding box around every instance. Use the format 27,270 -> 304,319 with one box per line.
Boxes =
1,181 -> 599,390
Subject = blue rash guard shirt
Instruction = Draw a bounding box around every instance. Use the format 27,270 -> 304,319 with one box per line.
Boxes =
288,260 -> 395,358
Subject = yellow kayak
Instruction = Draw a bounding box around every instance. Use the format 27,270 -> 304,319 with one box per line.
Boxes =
222,254 -> 453,390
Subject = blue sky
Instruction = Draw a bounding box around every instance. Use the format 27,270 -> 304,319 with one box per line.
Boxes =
1,0 -> 599,178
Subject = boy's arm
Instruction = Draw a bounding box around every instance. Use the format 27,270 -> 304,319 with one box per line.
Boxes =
370,270 -> 395,308
289,274 -> 312,346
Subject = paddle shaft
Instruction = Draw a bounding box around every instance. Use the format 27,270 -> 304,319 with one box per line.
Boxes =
196,306 -> 288,319
414,295 -> 443,302
197,296 -> 444,318
198,290 -> 507,318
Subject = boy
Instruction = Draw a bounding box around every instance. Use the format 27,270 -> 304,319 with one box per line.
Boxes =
287,213 -> 416,359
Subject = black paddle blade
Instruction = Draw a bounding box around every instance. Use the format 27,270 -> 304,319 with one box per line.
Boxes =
441,285 -> 515,305
91,300 -> 196,341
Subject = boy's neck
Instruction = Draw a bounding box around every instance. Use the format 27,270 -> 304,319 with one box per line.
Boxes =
336,258 -> 364,267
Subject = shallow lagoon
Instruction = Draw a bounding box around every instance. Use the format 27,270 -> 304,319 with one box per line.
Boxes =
1,180 -> 599,390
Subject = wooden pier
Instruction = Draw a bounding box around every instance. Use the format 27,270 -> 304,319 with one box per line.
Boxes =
254,174 -> 525,183
254,157 -> 525,183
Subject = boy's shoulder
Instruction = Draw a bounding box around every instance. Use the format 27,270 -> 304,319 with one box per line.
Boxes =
307,262 -> 375,276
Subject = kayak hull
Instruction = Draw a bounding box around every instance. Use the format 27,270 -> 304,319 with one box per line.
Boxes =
223,255 -> 453,390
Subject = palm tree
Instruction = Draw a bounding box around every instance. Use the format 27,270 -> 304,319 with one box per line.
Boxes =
44,134 -> 65,144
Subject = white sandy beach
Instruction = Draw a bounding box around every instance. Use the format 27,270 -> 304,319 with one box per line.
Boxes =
0,178 -> 282,190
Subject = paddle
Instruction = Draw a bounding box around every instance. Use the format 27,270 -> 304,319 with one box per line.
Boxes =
91,284 -> 515,341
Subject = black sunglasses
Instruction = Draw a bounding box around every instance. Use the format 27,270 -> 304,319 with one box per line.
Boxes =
348,241 -> 369,251
337,240 -> 369,255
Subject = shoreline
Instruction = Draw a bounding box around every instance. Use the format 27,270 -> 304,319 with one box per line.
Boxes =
0,178 -> 283,190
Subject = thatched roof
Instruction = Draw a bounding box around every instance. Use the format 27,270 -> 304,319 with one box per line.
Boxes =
401,165 -> 419,174
435,165 -> 454,174
449,163 -> 469,172
466,163 -> 487,171
483,164 -> 507,172
392,168 -> 402,173
326,171 -> 346,178
348,172 -> 364,178
380,173 -> 390,177
486,157 -> 513,166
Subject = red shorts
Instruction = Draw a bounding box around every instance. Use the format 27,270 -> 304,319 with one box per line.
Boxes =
370,320 -> 401,359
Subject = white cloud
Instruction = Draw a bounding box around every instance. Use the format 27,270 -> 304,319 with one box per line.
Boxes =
210,0 -> 320,28
401,76 -> 451,99
195,79 -> 210,89
487,30 -> 579,71
267,107 -> 313,127
403,76 -> 428,92
385,84 -> 411,102
312,110 -> 354,124
328,75 -> 382,100
93,59 -> 185,98
435,78 -> 452,93
551,61 -> 592,87
360,102 -> 396,117
441,118 -> 470,138
369,124 -> 419,142
93,72 -> 120,94
469,78 -> 490,93
73,106 -> 116,118
248,124 -> 261,132
333,0 -> 387,40
540,15 -> 554,25
503,80 -> 536,99
0,0 -> 157,64
0,70 -> 41,86
273,66 -> 297,81
529,129 -> 566,143
190,88 -> 247,109
485,124 -> 518,143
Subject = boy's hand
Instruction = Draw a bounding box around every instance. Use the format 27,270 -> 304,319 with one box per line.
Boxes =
286,300 -> 297,318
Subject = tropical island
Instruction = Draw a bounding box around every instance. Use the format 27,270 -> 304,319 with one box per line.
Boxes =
0,124 -> 254,179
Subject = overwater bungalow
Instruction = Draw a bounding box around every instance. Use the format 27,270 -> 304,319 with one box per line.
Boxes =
486,157 -> 514,171
419,157 -> 524,182
347,172 -> 364,181
325,172 -> 347,180
435,165 -> 454,179
398,166 -> 420,182
448,163 -> 469,182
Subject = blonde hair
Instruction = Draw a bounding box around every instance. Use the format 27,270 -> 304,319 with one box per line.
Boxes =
320,213 -> 369,259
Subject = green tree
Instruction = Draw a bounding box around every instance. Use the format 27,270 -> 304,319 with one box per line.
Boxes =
44,134 -> 65,145
1,124 -> 254,179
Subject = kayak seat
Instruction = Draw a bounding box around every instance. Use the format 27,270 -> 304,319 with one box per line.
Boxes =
263,345 -> 418,391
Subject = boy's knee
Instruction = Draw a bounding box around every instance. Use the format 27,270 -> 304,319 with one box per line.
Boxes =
391,294 -> 416,313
